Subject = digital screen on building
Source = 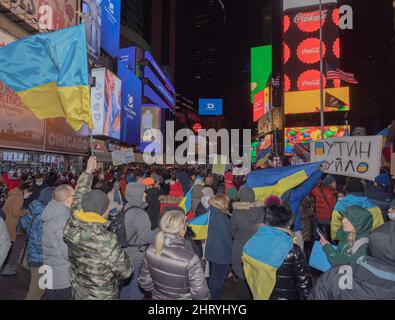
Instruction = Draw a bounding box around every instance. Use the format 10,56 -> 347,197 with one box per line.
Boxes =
253,87 -> 270,122
251,45 -> 272,103
284,125 -> 350,155
144,65 -> 175,108
82,0 -> 101,61
118,47 -> 136,73
284,6 -> 340,92
285,86 -> 349,114
251,140 -> 259,164
198,99 -> 223,116
90,68 -> 122,139
143,84 -> 170,110
118,61 -> 142,145
140,106 -> 161,143
144,51 -> 175,95
101,0 -> 121,57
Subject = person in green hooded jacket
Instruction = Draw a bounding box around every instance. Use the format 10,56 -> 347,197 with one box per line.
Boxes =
319,205 -> 373,266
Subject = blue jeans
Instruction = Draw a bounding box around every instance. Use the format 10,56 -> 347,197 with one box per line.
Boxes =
120,261 -> 144,300
209,262 -> 229,300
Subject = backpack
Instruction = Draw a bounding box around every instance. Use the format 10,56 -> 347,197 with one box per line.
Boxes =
109,206 -> 140,248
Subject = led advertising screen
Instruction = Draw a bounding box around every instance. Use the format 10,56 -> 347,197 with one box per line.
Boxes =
118,47 -> 136,73
251,45 -> 272,103
253,87 -> 270,122
144,51 -> 175,95
285,86 -> 349,114
118,61 -> 142,145
82,0 -> 101,61
144,65 -> 175,108
285,125 -> 350,155
90,68 -> 122,139
140,106 -> 161,143
283,6 -> 340,92
283,0 -> 337,11
198,99 -> 223,116
101,0 -> 121,57
143,84 -> 169,110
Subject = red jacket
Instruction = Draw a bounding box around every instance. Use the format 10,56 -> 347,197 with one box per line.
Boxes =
311,186 -> 337,222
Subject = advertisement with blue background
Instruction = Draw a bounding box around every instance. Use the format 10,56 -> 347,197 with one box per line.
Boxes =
101,0 -> 121,57
144,66 -> 175,108
118,61 -> 142,145
118,47 -> 136,73
199,99 -> 223,116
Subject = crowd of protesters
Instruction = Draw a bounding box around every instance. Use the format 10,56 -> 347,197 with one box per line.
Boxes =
0,156 -> 394,300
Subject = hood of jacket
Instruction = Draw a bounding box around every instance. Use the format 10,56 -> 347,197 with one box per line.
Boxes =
368,222 -> 395,268
335,194 -> 376,213
238,186 -> 255,202
29,199 -> 46,216
337,205 -> 373,240
125,183 -> 146,208
42,199 -> 70,224
191,185 -> 203,212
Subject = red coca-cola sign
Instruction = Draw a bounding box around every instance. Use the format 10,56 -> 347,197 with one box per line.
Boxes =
284,15 -> 290,34
295,10 -> 327,33
192,123 -> 202,133
284,42 -> 291,64
284,74 -> 291,92
297,38 -> 326,64
332,38 -> 340,59
297,70 -> 326,91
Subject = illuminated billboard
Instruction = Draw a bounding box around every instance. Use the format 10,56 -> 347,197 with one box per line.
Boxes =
199,99 -> 223,116
118,47 -> 136,73
285,125 -> 349,155
101,0 -> 121,57
140,106 -> 161,143
90,68 -> 122,139
144,65 -> 175,107
253,87 -> 270,122
144,51 -> 175,95
82,0 -> 101,61
283,6 -> 340,92
285,86 -> 349,114
251,45 -> 272,103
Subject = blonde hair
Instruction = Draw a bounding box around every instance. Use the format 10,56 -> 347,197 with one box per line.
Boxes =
347,230 -> 357,253
155,210 -> 186,256
208,194 -> 230,214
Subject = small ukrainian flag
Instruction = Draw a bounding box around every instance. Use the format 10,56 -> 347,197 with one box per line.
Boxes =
242,226 -> 293,300
178,188 -> 192,214
0,24 -> 92,131
188,212 -> 209,240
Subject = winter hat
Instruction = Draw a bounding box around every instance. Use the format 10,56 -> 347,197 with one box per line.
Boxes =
82,190 -> 110,215
238,186 -> 255,203
201,186 -> 214,198
323,175 -> 336,187
38,187 -> 55,205
368,222 -> 395,268
264,205 -> 294,228
125,183 -> 146,207
143,177 -> 155,186
345,178 -> 364,194
169,181 -> 184,197
375,173 -> 390,189
264,195 -> 282,207
227,187 -> 238,201
390,199 -> 395,209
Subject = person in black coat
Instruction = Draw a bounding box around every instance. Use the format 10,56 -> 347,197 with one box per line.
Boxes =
144,178 -> 163,230
264,204 -> 313,300
309,221 -> 395,300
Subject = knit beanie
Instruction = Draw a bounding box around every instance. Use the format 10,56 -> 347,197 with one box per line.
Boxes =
81,190 -> 110,215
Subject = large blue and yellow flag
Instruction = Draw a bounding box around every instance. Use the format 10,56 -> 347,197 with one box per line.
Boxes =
242,226 -> 293,300
179,188 -> 192,214
188,212 -> 209,240
0,24 -> 92,131
246,162 -> 322,201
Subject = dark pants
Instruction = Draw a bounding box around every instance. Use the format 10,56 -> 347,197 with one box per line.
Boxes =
209,262 -> 229,300
42,287 -> 72,300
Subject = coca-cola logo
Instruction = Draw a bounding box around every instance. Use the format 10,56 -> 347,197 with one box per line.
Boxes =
284,42 -> 291,64
297,38 -> 326,64
297,70 -> 326,91
295,10 -> 327,33
332,8 -> 339,26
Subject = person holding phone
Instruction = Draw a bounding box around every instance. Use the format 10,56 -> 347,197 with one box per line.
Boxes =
319,205 -> 373,266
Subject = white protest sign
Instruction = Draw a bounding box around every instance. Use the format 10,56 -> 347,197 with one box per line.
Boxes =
310,136 -> 383,181
112,148 -> 135,166
123,148 -> 135,164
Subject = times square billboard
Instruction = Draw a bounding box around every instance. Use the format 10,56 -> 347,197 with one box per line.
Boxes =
283,3 -> 350,115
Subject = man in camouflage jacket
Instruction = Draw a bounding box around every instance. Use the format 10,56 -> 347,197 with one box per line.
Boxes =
63,157 -> 133,300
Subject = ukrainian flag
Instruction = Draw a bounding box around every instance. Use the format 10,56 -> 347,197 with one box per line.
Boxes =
242,226 -> 293,300
331,194 -> 384,240
246,162 -> 323,201
188,212 -> 209,240
0,24 -> 92,131
179,188 -> 192,214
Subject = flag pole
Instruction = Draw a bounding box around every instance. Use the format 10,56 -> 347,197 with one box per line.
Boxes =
319,0 -> 325,140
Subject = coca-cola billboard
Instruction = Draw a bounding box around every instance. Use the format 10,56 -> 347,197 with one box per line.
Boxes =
283,5 -> 339,92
